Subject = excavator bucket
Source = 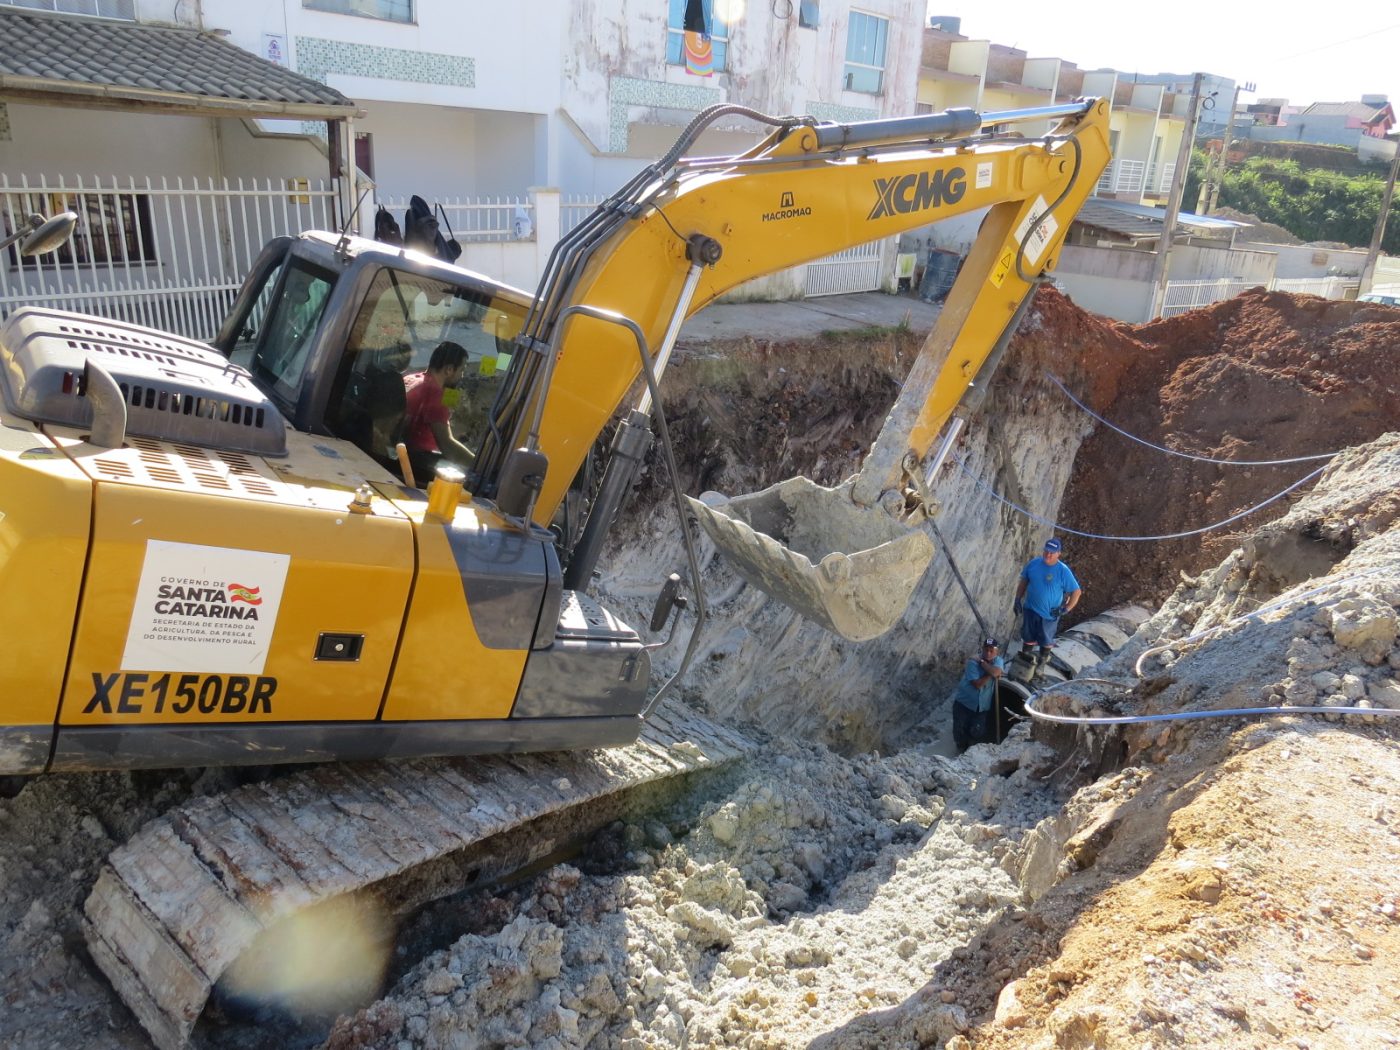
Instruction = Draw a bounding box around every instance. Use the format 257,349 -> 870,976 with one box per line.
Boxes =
686,477 -> 934,642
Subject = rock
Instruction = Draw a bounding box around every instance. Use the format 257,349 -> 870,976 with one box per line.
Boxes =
879,794 -> 910,821
913,1004 -> 969,1044
1367,676 -> 1400,709
1323,596 -> 1398,663
1283,678 -> 1317,704
1311,671 -> 1341,693
1340,674 -> 1367,700
708,806 -> 740,844
644,820 -> 673,848
422,970 -> 460,997
994,979 -> 1029,1026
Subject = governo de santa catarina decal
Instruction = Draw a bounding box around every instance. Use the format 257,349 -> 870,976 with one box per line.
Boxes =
121,540 -> 291,674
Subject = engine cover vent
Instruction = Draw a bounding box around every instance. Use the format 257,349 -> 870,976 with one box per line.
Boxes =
0,306 -> 287,457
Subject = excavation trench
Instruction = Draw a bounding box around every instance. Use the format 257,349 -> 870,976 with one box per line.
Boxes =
3,289 -> 1399,1050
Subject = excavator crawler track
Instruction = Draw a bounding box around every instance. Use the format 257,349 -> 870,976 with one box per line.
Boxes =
83,699 -> 754,1050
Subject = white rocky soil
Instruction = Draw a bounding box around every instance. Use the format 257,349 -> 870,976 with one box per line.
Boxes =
321,434 -> 1400,1050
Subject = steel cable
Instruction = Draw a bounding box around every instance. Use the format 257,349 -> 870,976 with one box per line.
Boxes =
1046,373 -> 1338,465
953,454 -> 1324,542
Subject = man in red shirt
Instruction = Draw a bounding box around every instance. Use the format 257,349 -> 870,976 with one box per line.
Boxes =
403,340 -> 475,484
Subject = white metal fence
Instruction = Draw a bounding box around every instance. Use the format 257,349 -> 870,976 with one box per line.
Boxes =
1,174 -> 338,340
1160,278 -> 1260,317
1162,274 -> 1361,317
804,240 -> 886,297
1271,276 -> 1356,299
376,194 -> 534,243
561,194 -> 605,237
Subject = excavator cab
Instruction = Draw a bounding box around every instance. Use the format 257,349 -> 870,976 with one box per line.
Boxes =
213,233 -> 530,484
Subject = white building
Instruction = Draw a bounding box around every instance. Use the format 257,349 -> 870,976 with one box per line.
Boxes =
2,0 -> 927,331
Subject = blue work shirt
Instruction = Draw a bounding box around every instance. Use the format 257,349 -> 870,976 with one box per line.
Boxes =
953,655 -> 1005,712
1020,557 -> 1081,619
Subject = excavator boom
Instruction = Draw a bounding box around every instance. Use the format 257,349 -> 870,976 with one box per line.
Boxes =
482,99 -> 1110,640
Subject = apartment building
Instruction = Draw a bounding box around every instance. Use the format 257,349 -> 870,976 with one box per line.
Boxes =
2,0 -> 927,328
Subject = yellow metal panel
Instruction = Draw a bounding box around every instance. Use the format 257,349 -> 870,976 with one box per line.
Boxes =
378,501 -> 527,723
521,101 -> 1112,522
0,421 -> 92,726
61,484 -> 414,725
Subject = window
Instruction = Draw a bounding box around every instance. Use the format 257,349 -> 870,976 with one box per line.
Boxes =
3,191 -> 155,269
326,268 -> 526,468
667,0 -> 730,73
302,0 -> 413,24
0,0 -> 135,17
244,259 -> 336,408
844,11 -> 888,94
799,0 -> 819,28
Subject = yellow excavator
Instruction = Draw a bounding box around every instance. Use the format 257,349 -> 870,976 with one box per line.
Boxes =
1,97 -> 1107,779
0,100 -> 1108,1047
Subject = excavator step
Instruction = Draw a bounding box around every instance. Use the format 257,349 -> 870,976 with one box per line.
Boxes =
82,699 -> 755,1050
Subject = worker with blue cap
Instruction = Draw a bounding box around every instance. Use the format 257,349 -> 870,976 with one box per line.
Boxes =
952,636 -> 1004,751
1013,537 -> 1082,676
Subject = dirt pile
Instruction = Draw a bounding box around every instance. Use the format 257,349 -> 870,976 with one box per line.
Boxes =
1056,289 -> 1400,617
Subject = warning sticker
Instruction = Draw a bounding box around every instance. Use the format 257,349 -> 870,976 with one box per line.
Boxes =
1013,195 -> 1058,266
990,247 -> 1017,288
976,162 -> 993,190
121,541 -> 291,674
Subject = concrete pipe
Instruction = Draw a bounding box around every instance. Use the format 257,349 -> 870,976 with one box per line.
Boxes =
992,603 -> 1151,743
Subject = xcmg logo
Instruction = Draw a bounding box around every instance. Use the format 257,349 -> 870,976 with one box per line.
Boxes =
868,168 -> 967,220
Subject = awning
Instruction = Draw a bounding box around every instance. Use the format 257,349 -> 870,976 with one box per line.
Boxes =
1078,198 -> 1252,241
0,8 -> 363,121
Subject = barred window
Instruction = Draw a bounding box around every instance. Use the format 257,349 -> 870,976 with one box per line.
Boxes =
302,0 -> 413,24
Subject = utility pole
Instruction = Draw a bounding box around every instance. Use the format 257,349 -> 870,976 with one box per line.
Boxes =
1359,140 -> 1400,295
1149,72 -> 1205,320
1202,80 -> 1254,215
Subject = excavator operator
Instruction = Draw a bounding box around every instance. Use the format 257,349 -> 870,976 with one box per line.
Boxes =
403,340 -> 476,482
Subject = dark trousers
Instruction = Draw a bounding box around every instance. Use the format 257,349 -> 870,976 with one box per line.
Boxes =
952,703 -> 994,752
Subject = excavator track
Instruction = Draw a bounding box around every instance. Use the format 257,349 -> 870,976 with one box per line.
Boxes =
82,698 -> 754,1050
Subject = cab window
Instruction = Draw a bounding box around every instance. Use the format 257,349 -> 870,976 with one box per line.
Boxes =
238,258 -> 336,406
325,266 -> 525,473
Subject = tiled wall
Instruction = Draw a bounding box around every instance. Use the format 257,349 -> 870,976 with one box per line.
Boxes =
295,36 -> 475,89
607,76 -> 721,153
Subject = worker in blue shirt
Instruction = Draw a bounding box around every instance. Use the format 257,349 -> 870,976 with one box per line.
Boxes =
952,637 -> 1005,752
1013,537 -> 1083,675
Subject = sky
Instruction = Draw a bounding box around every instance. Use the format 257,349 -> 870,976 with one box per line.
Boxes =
932,2 -> 1400,110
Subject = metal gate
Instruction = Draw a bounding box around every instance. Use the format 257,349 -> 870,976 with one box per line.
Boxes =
1,173 -> 338,341
804,239 -> 886,297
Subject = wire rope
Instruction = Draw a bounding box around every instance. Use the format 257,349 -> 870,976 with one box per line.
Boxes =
1024,569 -> 1392,728
953,454 -> 1324,542
1046,373 -> 1338,466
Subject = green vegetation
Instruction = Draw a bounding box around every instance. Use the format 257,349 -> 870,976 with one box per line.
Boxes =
1188,150 -> 1399,251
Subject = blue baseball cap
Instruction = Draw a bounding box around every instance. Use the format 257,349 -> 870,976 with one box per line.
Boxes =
1044,538 -> 1062,552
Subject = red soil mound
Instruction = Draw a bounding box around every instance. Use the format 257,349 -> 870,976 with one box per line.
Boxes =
1054,289 -> 1400,614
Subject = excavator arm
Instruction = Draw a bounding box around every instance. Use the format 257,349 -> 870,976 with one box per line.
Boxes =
481,99 -> 1111,640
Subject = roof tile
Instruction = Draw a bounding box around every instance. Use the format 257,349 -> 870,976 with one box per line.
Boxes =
0,8 -> 354,112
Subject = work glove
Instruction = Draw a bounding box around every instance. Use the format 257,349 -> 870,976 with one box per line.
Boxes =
1013,597 -> 1024,616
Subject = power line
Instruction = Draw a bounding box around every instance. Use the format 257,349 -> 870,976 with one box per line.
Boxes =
1278,21 -> 1400,60
1046,374 -> 1337,465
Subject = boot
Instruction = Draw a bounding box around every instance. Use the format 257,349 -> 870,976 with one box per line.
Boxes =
1032,648 -> 1052,679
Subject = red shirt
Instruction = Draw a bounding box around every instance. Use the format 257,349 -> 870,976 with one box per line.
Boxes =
403,370 -> 448,453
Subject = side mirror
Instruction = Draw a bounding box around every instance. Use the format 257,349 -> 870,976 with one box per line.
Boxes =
1,211 -> 79,258
19,212 -> 79,257
496,447 -> 548,520
649,572 -> 687,633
